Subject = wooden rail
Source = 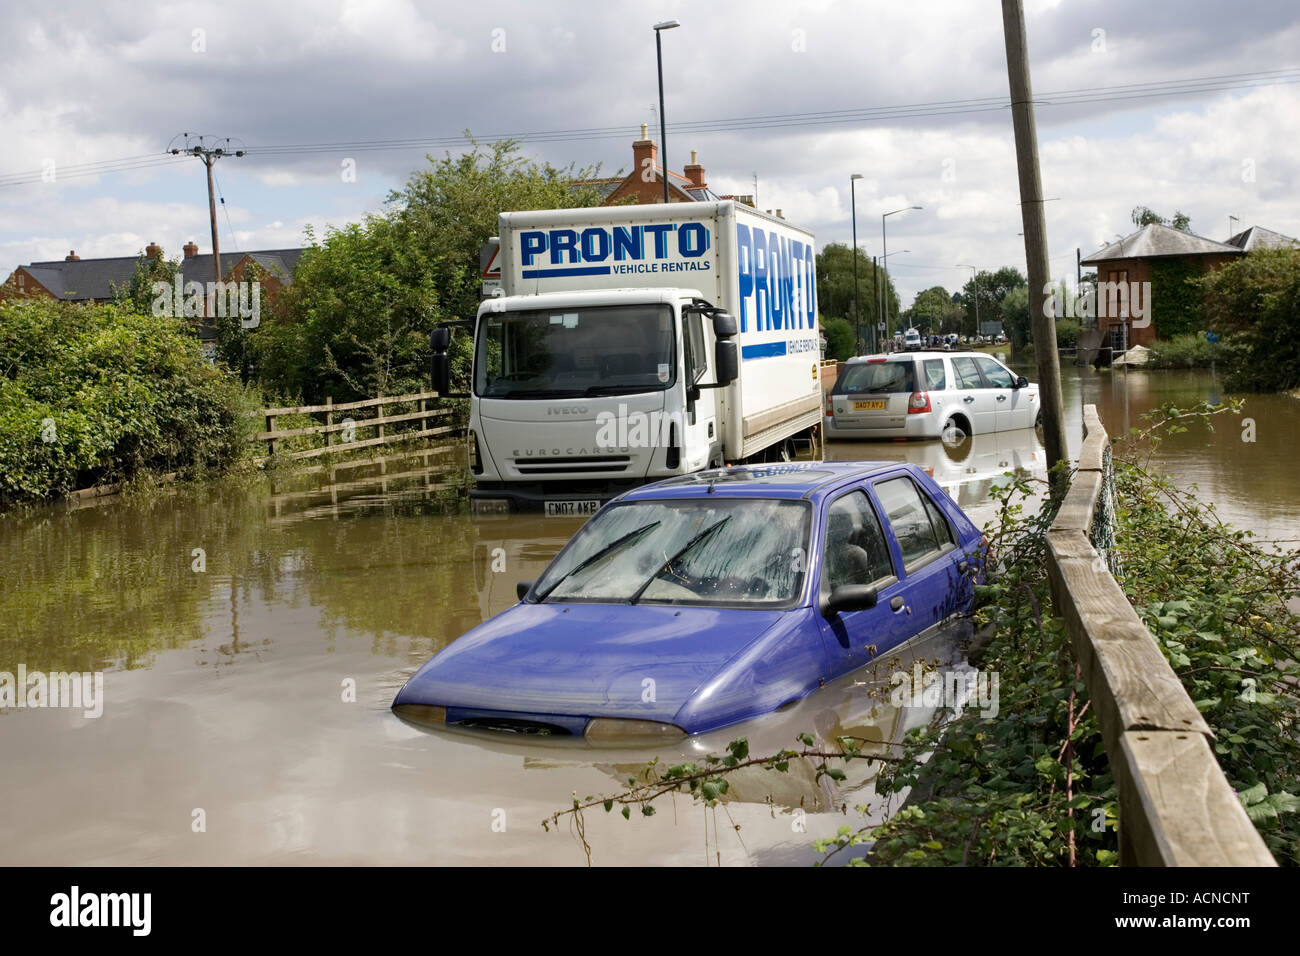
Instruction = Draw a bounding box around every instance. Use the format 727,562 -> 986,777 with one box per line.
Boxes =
250,390 -> 459,461
1044,405 -> 1275,866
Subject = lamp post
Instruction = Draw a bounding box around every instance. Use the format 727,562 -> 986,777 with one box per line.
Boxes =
881,205 -> 921,340
956,264 -> 978,339
878,250 -> 909,347
653,20 -> 680,204
850,174 -> 864,353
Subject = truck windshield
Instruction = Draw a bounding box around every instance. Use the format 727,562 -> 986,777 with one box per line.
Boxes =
475,304 -> 676,398
533,498 -> 811,607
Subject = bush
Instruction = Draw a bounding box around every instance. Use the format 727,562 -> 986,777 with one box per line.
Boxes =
0,299 -> 246,506
821,316 -> 855,360
1147,332 -> 1219,368
1197,247 -> 1300,392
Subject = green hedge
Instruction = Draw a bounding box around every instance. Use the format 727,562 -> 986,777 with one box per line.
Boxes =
0,299 -> 246,506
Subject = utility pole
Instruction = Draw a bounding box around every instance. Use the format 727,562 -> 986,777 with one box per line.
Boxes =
169,133 -> 245,287
1001,0 -> 1068,482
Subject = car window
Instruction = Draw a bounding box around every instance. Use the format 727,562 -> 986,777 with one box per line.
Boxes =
837,361 -> 915,395
874,476 -> 946,567
950,356 -> 984,390
974,356 -> 1014,388
822,491 -> 894,592
922,493 -> 954,546
921,358 -> 946,390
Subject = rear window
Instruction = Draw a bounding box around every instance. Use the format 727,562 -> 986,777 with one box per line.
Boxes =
837,361 -> 916,395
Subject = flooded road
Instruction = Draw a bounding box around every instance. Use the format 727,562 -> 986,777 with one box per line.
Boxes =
1,364 -> 1295,865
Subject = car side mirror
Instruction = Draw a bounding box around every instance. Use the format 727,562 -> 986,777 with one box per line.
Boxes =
516,580 -> 534,601
1014,375 -> 1028,389
824,584 -> 878,615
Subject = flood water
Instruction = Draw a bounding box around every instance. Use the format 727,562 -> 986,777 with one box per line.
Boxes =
1,364 -> 1295,865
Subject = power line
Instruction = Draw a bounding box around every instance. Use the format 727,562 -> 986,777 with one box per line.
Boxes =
2,66 -> 1298,186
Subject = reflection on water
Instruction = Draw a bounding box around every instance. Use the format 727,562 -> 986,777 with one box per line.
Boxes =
0,363 -> 1295,865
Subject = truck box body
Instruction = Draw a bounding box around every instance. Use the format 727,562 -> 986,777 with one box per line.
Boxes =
468,201 -> 820,511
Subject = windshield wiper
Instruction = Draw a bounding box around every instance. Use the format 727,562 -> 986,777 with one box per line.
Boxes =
501,388 -> 586,399
536,521 -> 662,601
583,384 -> 659,396
629,516 -> 732,605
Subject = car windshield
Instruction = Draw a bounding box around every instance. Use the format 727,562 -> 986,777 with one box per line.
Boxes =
837,361 -> 915,394
534,498 -> 811,607
475,304 -> 676,398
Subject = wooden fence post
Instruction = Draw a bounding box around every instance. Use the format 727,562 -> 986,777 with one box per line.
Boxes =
266,412 -> 276,457
325,396 -> 333,449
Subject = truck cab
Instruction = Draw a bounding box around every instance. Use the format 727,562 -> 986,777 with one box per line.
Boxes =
462,287 -> 738,514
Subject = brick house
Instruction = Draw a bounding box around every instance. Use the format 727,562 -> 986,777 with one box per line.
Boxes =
572,124 -> 732,205
1,241 -> 305,344
1079,223 -> 1242,349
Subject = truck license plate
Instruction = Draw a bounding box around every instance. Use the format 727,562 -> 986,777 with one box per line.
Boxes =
853,399 -> 887,410
544,499 -> 600,517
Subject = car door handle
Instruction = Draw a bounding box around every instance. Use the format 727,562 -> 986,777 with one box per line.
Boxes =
962,396 -> 975,403
996,395 -> 1007,402
889,595 -> 908,613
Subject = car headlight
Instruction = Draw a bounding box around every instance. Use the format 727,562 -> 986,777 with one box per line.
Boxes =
584,718 -> 687,742
392,704 -> 447,727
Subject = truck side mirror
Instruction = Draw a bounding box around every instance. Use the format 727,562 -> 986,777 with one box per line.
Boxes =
1014,375 -> 1029,389
430,327 -> 452,395
714,340 -> 738,386
712,311 -> 737,338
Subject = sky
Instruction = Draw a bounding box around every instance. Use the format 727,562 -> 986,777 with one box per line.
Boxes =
3,0 -> 1299,308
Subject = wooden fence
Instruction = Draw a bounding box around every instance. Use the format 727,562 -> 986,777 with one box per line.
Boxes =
1044,405 -> 1275,866
250,390 -> 459,462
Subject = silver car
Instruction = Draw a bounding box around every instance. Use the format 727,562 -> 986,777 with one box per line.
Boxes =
824,351 -> 1041,440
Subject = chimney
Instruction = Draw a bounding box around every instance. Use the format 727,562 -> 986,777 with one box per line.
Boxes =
632,123 -> 658,185
145,242 -> 162,259
776,209 -> 783,219
184,241 -> 199,258
683,149 -> 706,190
65,251 -> 79,261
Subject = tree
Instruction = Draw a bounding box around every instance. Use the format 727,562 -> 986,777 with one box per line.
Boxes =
255,216 -> 440,403
960,267 -> 1026,335
1131,206 -> 1191,232
1196,246 -> 1300,391
257,137 -> 606,402
392,135 -> 606,331
821,315 -> 855,361
1001,286 -> 1031,350
111,248 -> 182,317
815,242 -> 896,348
904,286 -> 952,335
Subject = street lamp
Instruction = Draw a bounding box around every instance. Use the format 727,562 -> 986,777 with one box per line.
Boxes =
956,264 -> 978,338
850,174 -> 864,353
878,250 -> 909,346
653,20 -> 680,204
881,205 -> 921,340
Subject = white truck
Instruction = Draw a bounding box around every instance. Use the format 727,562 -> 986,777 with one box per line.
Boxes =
430,200 -> 823,514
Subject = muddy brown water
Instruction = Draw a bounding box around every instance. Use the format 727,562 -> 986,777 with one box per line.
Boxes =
1,365 -> 1295,864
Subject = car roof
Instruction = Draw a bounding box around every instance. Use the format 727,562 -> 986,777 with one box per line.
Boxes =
620,461 -> 915,503
844,350 -> 998,363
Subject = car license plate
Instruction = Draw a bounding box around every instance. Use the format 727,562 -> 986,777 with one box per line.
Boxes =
853,399 -> 887,410
544,499 -> 600,517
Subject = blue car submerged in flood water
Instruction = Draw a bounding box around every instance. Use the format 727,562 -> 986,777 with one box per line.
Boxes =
392,462 -> 986,740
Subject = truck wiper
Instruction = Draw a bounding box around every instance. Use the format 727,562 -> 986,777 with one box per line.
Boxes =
583,384 -> 657,396
629,516 -> 732,605
536,521 -> 662,601
502,388 -> 586,399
